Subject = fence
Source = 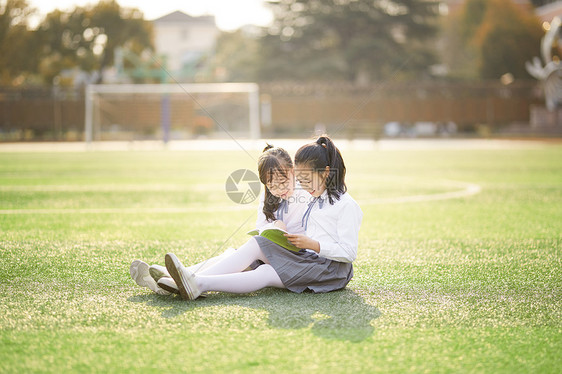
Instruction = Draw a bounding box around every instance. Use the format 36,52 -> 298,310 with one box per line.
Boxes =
0,81 -> 542,141
0,87 -> 84,141
260,81 -> 541,137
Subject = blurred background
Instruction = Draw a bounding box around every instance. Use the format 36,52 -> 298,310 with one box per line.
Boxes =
0,0 -> 561,142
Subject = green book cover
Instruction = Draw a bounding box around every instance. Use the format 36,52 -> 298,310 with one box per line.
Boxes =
247,227 -> 301,252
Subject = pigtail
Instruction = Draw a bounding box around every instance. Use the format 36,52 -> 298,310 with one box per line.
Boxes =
324,136 -> 347,204
263,187 -> 280,222
258,144 -> 293,222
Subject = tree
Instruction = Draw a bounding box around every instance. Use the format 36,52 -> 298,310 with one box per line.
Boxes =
458,0 -> 487,42
35,9 -> 93,84
35,0 -> 152,85
0,0 -> 37,85
444,0 -> 543,80
88,1 -> 152,83
258,0 -> 440,83
212,28 -> 262,82
474,0 -> 543,79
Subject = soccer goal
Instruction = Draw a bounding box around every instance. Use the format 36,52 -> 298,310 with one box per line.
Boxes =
84,83 -> 260,143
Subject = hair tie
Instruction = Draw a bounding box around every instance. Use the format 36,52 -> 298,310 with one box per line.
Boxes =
321,143 -> 327,149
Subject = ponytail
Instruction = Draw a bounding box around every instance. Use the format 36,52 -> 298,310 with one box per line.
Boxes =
295,134 -> 347,204
258,144 -> 293,222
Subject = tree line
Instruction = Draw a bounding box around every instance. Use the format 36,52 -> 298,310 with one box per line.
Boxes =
0,0 -> 547,87
0,0 -> 151,86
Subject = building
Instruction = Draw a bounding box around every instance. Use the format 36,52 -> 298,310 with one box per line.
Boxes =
152,11 -> 219,81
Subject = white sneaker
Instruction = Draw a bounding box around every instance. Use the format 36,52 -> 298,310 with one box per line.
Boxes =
157,277 -> 179,294
165,253 -> 202,301
149,264 -> 170,282
130,260 -> 171,296
157,277 -> 208,298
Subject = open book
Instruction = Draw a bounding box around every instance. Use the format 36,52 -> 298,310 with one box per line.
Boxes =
247,222 -> 301,252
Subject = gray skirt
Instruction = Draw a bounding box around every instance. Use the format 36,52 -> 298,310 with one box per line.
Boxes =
254,236 -> 353,293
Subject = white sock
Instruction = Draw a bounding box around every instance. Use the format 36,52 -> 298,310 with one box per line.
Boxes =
196,264 -> 284,294
197,237 -> 267,276
187,247 -> 236,274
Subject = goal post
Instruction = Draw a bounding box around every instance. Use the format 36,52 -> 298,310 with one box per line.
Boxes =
84,83 -> 261,143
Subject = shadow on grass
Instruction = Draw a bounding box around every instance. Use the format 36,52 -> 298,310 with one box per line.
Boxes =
128,288 -> 380,342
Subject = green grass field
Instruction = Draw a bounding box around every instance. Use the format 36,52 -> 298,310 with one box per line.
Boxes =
1,142 -> 561,373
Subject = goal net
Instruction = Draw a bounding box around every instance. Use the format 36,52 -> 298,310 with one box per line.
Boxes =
84,83 -> 260,143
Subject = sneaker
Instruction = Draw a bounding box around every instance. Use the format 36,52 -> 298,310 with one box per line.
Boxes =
130,259 -> 171,296
157,278 -> 209,297
149,264 -> 170,282
157,277 -> 179,294
165,253 -> 202,301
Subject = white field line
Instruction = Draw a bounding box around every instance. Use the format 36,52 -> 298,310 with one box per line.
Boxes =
0,205 -> 255,214
359,182 -> 482,205
0,184 -> 221,192
0,181 -> 481,214
0,139 -> 550,153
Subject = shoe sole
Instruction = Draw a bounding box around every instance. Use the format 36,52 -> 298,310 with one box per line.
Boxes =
165,253 -> 196,300
157,279 -> 207,298
149,264 -> 171,281
157,278 -> 180,295
149,267 -> 166,282
130,260 -> 151,288
130,260 -> 170,296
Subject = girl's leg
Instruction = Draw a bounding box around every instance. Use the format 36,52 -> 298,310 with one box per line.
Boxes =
187,247 -> 236,273
196,264 -> 284,293
197,237 -> 268,276
148,247 -> 237,282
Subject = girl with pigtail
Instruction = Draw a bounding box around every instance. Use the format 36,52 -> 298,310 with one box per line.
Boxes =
164,135 -> 363,300
130,144 -> 310,295
255,144 -> 311,234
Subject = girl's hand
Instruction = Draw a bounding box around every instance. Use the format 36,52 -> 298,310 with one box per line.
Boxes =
284,234 -> 320,253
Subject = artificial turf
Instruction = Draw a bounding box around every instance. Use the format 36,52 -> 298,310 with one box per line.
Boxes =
0,142 -> 560,373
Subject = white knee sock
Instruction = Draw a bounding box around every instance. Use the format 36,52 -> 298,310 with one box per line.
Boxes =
196,264 -> 284,294
197,237 -> 267,276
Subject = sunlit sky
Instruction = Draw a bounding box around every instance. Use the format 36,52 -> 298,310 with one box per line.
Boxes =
27,0 -> 274,31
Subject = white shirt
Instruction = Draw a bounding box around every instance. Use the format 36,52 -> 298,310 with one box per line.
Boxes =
256,186 -> 311,235
303,190 -> 363,263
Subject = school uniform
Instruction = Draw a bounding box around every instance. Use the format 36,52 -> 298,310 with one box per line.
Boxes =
250,186 -> 311,269
255,185 -> 310,235
256,189 -> 363,293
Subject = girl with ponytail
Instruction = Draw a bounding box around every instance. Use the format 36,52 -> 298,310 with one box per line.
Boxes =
293,135 -> 347,204
163,135 -> 362,300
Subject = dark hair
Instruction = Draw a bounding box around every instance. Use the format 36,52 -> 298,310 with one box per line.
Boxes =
294,134 -> 346,204
258,143 -> 293,222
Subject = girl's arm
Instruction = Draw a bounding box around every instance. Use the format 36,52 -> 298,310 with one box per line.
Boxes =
284,234 -> 320,252
287,200 -> 362,263
316,202 -> 362,263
